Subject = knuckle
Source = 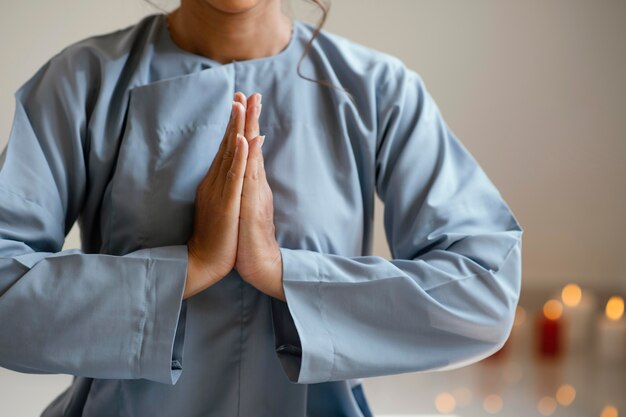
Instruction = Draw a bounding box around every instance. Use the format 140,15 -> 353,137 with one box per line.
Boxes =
245,170 -> 259,181
225,169 -> 239,182
222,149 -> 235,161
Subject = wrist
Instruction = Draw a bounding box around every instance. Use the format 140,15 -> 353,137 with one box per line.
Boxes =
184,251 -> 221,299
263,251 -> 285,302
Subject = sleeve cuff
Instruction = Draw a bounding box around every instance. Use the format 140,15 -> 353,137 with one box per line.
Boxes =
138,245 -> 189,385
270,247 -> 335,384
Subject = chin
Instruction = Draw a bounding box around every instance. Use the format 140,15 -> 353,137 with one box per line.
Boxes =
203,0 -> 264,14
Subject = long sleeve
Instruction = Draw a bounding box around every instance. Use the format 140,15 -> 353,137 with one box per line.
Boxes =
0,53 -> 188,385
271,61 -> 523,384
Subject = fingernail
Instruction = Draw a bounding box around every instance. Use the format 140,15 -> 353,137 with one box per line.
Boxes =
259,135 -> 265,147
231,101 -> 237,120
257,103 -> 263,115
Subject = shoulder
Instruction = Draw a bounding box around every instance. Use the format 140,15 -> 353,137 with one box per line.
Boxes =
296,20 -> 424,95
294,19 -> 429,124
15,14 -> 160,104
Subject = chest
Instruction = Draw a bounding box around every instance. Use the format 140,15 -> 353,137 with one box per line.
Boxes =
96,70 -> 373,257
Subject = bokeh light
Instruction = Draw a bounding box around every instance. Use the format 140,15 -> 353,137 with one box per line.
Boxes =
435,392 -> 456,414
556,384 -> 576,406
561,284 -> 582,307
543,299 -> 563,320
605,296 -> 624,321
483,394 -> 503,414
538,396 -> 558,416
600,405 -> 619,417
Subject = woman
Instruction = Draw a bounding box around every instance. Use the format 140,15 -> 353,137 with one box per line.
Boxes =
0,0 -> 524,416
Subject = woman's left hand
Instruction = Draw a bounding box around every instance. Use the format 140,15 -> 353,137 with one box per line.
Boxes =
234,92 -> 286,302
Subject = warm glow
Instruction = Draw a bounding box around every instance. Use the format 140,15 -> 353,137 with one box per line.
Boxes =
556,384 -> 576,406
538,396 -> 558,416
483,394 -> 503,414
600,405 -> 619,417
435,392 -> 456,414
543,299 -> 563,320
605,296 -> 624,321
514,306 -> 527,327
561,284 -> 582,307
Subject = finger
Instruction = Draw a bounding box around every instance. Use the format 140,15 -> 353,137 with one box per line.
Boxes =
216,100 -> 246,187
222,133 -> 249,201
255,135 -> 272,208
256,136 -> 273,208
214,92 -> 246,170
241,136 -> 263,204
257,135 -> 267,182
232,97 -> 246,138
234,91 -> 247,110
245,93 -> 262,141
206,100 -> 242,189
205,100 -> 239,184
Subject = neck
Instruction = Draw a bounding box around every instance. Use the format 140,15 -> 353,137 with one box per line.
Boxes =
167,0 -> 292,64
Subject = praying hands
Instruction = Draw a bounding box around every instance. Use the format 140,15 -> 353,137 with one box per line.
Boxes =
184,92 -> 285,302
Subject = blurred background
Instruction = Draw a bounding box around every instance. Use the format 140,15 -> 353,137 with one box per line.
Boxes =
1,0 -> 625,416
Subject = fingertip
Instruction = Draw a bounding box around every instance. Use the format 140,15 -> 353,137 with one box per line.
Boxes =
233,102 -> 246,131
247,92 -> 259,104
234,101 -> 245,113
234,91 -> 247,106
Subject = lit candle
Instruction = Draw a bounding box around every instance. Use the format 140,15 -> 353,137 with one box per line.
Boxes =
596,296 -> 625,360
559,284 -> 597,353
536,299 -> 563,358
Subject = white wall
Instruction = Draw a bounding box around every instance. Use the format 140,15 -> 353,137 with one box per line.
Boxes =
305,0 -> 626,292
3,0 -> 625,292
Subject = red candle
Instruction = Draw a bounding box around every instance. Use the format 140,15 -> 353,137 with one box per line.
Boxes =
536,299 -> 563,357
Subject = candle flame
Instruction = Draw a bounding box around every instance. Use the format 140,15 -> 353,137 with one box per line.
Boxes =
543,299 -> 563,320
605,296 -> 624,321
561,284 -> 582,307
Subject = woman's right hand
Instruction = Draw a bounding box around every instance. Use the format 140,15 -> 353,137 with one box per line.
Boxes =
183,92 -> 250,299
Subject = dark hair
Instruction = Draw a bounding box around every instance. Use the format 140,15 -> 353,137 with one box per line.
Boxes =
296,0 -> 354,102
143,0 -> 354,102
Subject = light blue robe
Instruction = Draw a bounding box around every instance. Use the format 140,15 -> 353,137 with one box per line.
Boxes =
0,12 -> 523,417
